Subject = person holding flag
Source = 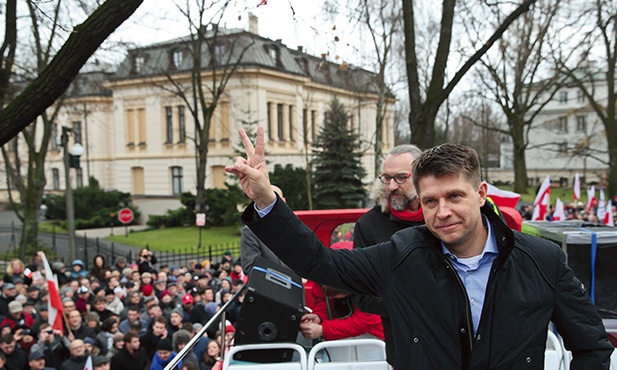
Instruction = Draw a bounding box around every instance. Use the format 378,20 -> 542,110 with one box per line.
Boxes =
573,173 -> 581,201
38,252 -> 63,336
531,176 -> 550,221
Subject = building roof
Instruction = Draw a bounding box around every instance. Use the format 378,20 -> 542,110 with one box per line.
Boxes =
110,27 -> 387,95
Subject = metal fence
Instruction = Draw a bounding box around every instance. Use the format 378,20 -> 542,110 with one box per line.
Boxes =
0,223 -> 240,270
0,222 -> 137,268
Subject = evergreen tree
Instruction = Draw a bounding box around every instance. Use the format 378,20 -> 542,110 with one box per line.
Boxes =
313,97 -> 367,209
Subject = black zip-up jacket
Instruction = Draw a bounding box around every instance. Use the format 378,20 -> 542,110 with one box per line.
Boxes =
243,198 -> 613,369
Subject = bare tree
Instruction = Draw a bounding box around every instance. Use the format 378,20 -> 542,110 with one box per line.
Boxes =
0,0 -> 143,145
471,0 -> 564,194
157,0 -> 253,212
402,0 -> 538,149
556,0 -> 617,197
0,0 -> 142,256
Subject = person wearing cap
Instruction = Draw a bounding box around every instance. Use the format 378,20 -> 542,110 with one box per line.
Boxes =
111,332 -> 148,370
92,355 -> 110,370
228,261 -> 247,285
171,329 -> 198,367
0,301 -> 34,331
26,349 -> 54,370
167,307 -> 184,337
180,294 -> 205,324
148,337 -> 180,370
111,257 -> 128,273
0,333 -> 27,370
0,283 -> 17,318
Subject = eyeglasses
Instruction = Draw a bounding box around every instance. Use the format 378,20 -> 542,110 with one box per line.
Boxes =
378,173 -> 411,185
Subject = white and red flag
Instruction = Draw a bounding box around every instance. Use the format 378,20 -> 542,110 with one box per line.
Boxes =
486,183 -> 520,208
532,192 -> 550,221
83,355 -> 92,370
604,200 -> 614,226
597,188 -> 607,221
573,173 -> 581,201
586,185 -> 597,213
40,252 -> 64,334
533,176 -> 551,207
552,198 -> 566,221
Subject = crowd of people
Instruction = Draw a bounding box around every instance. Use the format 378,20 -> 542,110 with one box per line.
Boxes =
0,248 -> 250,370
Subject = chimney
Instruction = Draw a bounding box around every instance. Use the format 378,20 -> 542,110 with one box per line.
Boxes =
249,13 -> 258,35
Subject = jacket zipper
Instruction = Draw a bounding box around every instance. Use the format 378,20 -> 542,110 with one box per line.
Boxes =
444,257 -> 474,352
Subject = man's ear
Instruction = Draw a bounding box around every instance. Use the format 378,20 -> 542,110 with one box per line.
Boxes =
478,181 -> 488,207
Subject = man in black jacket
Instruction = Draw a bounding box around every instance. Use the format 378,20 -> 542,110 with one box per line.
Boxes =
353,144 -> 423,366
59,339 -> 88,370
226,127 -> 613,369
110,332 -> 149,370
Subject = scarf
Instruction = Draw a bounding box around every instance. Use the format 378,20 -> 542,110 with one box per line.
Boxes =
388,199 -> 424,223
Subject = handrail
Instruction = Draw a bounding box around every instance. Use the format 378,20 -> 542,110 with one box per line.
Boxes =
164,284 -> 247,370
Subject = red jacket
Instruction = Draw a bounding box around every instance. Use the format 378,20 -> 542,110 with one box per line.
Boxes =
305,280 -> 384,341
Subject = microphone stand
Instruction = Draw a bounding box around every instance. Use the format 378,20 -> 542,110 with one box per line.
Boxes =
165,284 -> 247,370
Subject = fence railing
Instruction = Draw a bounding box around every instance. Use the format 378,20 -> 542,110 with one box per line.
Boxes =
0,223 -> 240,270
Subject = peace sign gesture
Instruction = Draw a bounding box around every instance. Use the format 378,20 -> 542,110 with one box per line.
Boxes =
225,126 -> 276,209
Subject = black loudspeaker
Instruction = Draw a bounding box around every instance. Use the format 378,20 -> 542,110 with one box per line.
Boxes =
233,256 -> 305,363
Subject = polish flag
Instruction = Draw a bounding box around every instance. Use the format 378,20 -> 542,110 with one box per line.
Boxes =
604,200 -> 614,226
40,252 -> 64,335
573,173 -> 581,201
532,193 -> 550,221
586,185 -> 596,213
83,356 -> 92,370
597,189 -> 607,221
552,198 -> 567,221
486,183 -> 520,208
533,176 -> 551,207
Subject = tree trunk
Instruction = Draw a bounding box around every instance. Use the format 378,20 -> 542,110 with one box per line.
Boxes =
0,0 -> 144,145
511,122 -> 528,194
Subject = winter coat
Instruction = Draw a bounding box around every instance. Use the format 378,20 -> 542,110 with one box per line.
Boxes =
243,199 -> 614,369
110,347 -> 149,370
353,203 -> 424,364
149,351 -> 181,370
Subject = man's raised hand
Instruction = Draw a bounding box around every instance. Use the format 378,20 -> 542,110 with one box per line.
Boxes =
225,126 -> 276,209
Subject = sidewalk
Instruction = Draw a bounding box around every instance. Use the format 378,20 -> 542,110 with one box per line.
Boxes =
75,224 -> 149,238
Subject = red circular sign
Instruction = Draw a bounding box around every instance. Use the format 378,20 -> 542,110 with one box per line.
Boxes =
118,208 -> 134,224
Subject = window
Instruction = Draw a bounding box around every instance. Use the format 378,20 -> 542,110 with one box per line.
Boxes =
577,89 -> 585,103
132,167 -> 145,195
165,106 -> 173,144
302,108 -> 308,140
76,168 -> 83,188
558,116 -> 568,133
171,166 -> 183,195
558,142 -> 568,153
289,105 -> 294,141
576,115 -> 587,132
267,102 -> 273,140
277,103 -> 284,141
311,110 -> 317,142
52,169 -> 60,190
51,124 -> 58,150
172,49 -> 183,68
137,108 -> 147,145
558,91 -> 568,104
269,46 -> 279,64
72,121 -> 82,144
178,106 -> 186,143
134,56 -> 145,74
214,44 -> 226,65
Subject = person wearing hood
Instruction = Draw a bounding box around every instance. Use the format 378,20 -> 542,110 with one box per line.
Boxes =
149,338 -> 180,370
69,260 -> 88,280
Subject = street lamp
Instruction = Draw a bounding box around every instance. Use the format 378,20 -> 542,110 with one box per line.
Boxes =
61,127 -> 84,261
